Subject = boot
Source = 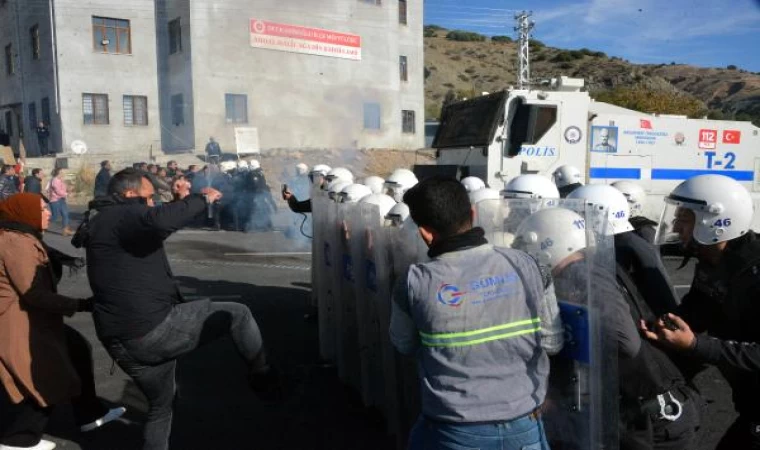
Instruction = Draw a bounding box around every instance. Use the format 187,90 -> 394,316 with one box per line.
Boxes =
62,227 -> 74,237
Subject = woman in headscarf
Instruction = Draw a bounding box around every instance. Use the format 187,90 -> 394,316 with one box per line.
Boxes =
0,193 -> 125,450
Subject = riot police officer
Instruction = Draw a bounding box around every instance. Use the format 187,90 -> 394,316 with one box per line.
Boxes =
643,174 -> 760,449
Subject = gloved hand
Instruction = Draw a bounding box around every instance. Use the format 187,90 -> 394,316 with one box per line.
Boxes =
248,365 -> 283,403
77,297 -> 95,312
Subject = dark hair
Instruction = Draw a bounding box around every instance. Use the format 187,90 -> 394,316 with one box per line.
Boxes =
132,162 -> 141,170
168,160 -> 177,166
32,168 -> 42,176
52,167 -> 64,177
1,165 -> 12,175
101,160 -> 110,168
108,168 -> 148,196
403,176 -> 472,238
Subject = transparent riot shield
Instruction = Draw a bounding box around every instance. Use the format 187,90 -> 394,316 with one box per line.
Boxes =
350,202 -> 391,408
386,220 -> 427,447
333,201 -> 362,392
507,198 -> 619,450
313,193 -> 337,362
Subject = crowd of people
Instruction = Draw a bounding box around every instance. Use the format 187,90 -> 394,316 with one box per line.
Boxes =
1,156 -> 759,450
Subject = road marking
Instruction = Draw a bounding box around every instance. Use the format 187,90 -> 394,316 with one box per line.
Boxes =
169,258 -> 310,271
674,285 -> 690,290
224,252 -> 311,257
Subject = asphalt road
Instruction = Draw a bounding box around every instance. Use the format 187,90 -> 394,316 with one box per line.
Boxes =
0,209 -> 740,450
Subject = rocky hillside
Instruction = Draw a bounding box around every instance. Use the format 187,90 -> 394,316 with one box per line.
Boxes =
423,27 -> 760,124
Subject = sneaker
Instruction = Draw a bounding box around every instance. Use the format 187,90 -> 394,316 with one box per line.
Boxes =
80,407 -> 127,432
0,440 -> 56,450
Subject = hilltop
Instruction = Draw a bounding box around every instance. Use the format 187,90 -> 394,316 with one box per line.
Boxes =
423,26 -> 760,125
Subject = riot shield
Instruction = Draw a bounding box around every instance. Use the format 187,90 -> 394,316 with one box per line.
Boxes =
350,202 -> 391,408
506,198 -> 619,450
331,201 -> 361,391
313,193 -> 337,362
386,219 -> 426,447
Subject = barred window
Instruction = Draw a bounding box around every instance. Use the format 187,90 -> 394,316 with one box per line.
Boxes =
30,25 -> 40,59
399,0 -> 407,25
83,93 -> 109,125
123,95 -> 148,126
399,55 -> 408,82
402,110 -> 415,134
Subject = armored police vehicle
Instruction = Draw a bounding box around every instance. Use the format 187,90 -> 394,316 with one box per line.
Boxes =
431,76 -> 760,225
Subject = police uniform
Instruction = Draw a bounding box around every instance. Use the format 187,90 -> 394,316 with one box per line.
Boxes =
558,182 -> 583,199
677,231 -> 760,449
629,216 -> 658,244
615,231 -> 701,449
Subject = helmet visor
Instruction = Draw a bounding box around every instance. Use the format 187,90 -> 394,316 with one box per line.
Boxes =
654,201 -> 694,246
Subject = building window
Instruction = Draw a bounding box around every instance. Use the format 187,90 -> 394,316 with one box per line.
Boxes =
92,17 -> 131,54
28,103 -> 37,131
168,18 -> 182,54
30,25 -> 40,60
359,0 -> 381,5
399,0 -> 407,25
5,111 -> 12,137
82,93 -> 109,125
171,94 -> 184,125
399,55 -> 408,82
123,95 -> 148,126
364,103 -> 381,130
402,110 -> 415,134
5,44 -> 14,75
225,94 -> 248,124
41,97 -> 50,125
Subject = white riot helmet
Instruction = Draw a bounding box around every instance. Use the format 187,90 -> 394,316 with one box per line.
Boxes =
468,187 -> 501,205
552,165 -> 583,188
295,163 -> 309,176
461,176 -> 486,193
248,159 -> 261,170
567,184 -> 634,235
502,174 -> 560,200
220,161 -> 237,173
656,174 -> 753,246
327,180 -> 352,201
338,183 -> 372,203
325,167 -> 354,184
514,208 -> 589,270
385,202 -> 411,228
611,181 -> 646,217
310,164 -> 331,178
384,169 -> 418,202
237,160 -> 249,170
362,176 -> 385,195
360,194 -> 398,225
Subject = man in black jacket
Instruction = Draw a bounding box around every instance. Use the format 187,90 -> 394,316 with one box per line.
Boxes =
93,160 -> 111,198
643,174 -> 760,449
23,168 -> 43,195
73,168 -> 278,450
0,165 -> 19,200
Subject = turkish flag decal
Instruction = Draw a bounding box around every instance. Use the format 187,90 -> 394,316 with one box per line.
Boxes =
723,130 -> 741,144
640,119 -> 652,129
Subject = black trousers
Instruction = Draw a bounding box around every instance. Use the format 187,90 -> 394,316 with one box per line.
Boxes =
620,396 -> 700,450
716,415 -> 760,449
0,325 -> 107,447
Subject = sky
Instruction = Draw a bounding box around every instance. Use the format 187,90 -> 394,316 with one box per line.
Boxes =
424,0 -> 760,72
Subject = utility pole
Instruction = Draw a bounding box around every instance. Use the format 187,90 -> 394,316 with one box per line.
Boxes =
514,11 -> 534,90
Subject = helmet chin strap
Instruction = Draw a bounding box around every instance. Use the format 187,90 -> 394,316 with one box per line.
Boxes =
677,238 -> 700,270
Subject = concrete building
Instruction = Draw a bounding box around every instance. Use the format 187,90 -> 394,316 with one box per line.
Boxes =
0,0 -> 424,159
